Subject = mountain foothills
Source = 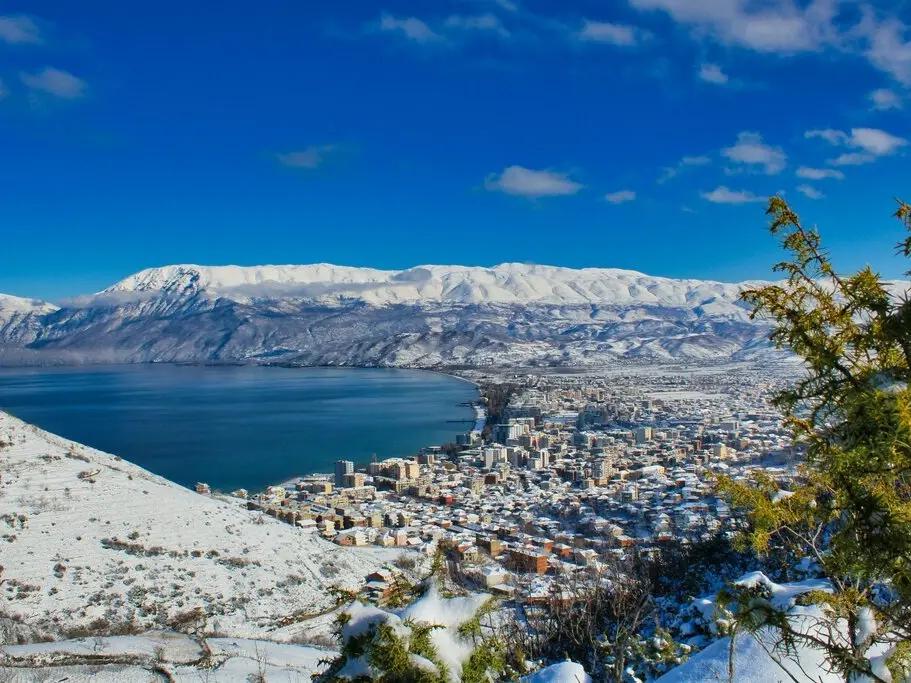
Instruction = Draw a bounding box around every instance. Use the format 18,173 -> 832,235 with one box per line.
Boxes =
0,263 -> 779,367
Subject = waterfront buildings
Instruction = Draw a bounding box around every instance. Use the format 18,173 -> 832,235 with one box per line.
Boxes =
242,362 -> 797,605
335,459 -> 354,488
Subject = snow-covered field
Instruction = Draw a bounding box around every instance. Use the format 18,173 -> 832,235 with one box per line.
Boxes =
0,411 -> 391,642
1,630 -> 334,681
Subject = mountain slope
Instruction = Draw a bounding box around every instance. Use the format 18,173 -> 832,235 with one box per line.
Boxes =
0,294 -> 58,346
0,411 -> 387,640
0,263 -> 779,366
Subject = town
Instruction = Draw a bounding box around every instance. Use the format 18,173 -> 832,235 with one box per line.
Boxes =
202,361 -> 800,604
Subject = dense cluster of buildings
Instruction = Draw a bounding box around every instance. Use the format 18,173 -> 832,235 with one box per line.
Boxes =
220,363 -> 799,602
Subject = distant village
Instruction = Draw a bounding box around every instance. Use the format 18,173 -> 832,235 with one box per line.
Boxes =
197,363 -> 798,604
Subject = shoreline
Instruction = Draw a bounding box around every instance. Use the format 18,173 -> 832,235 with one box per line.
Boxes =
261,367 -> 487,494
0,362 -> 486,495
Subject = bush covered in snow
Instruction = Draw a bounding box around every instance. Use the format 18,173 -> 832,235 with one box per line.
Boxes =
319,582 -> 511,682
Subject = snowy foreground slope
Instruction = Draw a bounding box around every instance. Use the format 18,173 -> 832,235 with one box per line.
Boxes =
1,631 -> 334,681
0,262 -> 781,366
0,411 -> 389,642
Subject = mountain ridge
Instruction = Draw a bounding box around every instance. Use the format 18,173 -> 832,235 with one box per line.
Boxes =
98,262 -> 763,312
0,263 -> 787,367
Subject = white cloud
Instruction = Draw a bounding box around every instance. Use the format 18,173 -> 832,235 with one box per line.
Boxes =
858,13 -> 911,86
806,126 -> 908,165
276,145 -> 336,169
805,128 -> 847,145
445,13 -> 510,38
796,184 -> 824,199
698,62 -> 729,84
868,88 -> 902,110
20,67 -> 86,99
612,0 -> 911,87
628,0 -> 838,54
0,14 -> 41,44
829,152 -> 875,166
701,185 -> 764,204
850,127 -> 907,155
658,154 -> 710,183
577,20 -> 643,46
604,189 -> 636,204
796,166 -> 844,180
378,15 -> 443,43
485,165 -> 583,198
722,131 -> 787,174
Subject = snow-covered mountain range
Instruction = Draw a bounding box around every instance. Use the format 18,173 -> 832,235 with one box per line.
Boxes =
0,263 -> 777,366
104,263 -> 759,311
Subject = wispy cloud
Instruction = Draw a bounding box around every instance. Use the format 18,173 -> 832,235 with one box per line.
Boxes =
806,126 -> 908,165
868,88 -> 902,110
577,20 -> 645,46
722,131 -> 787,175
491,0 -> 519,12
857,12 -> 911,86
805,128 -> 845,145
604,189 -> 636,204
20,67 -> 86,99
701,185 -> 764,204
629,0 -> 911,89
445,13 -> 510,38
796,184 -> 824,199
628,0 -> 838,54
373,11 -> 518,46
485,165 -> 583,198
0,14 -> 42,44
796,166 -> 844,180
828,152 -> 876,166
378,15 -> 444,44
658,154 -> 710,183
698,62 -> 729,85
276,145 -> 337,169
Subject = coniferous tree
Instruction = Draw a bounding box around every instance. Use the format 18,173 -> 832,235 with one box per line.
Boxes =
719,197 -> 911,681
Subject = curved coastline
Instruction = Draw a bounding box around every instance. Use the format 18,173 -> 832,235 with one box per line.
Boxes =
0,363 -> 479,492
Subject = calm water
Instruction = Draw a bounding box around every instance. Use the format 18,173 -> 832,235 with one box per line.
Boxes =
0,365 -> 477,491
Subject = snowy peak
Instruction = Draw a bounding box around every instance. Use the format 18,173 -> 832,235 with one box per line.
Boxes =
103,263 -> 758,310
0,294 -> 59,346
0,293 -> 58,316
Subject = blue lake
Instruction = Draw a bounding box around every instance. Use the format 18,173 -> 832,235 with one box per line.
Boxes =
0,365 -> 478,491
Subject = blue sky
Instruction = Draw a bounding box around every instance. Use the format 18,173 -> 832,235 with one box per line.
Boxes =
1,0 -> 910,301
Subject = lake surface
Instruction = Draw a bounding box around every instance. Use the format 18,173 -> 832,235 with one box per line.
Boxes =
0,365 -> 478,491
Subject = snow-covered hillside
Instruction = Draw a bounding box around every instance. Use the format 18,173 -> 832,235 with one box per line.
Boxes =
0,262 -> 784,366
105,262 -> 760,313
0,294 -> 58,346
0,411 -> 389,641
1,631 -> 334,681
